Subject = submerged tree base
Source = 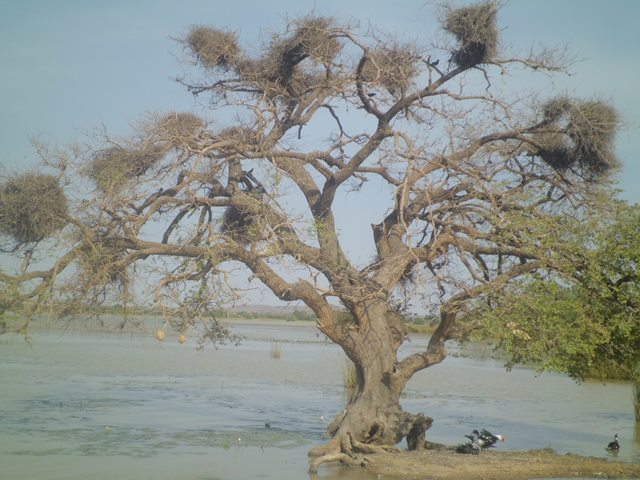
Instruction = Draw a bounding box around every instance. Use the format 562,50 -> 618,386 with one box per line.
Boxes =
327,446 -> 640,480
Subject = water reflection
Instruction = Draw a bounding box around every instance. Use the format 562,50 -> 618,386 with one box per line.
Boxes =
0,322 -> 638,480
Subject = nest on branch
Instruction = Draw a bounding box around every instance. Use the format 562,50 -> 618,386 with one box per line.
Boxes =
232,16 -> 339,99
288,15 -> 342,65
360,46 -> 418,96
534,97 -> 620,178
77,241 -> 129,287
0,173 -> 68,245
153,112 -> 206,149
185,26 -> 241,71
221,205 -> 257,243
88,145 -> 166,193
217,126 -> 259,146
443,1 -> 498,68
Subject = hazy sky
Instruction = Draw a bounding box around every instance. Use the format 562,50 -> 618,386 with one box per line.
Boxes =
1,0 -> 639,304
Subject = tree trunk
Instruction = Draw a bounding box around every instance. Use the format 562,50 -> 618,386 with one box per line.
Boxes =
309,301 -> 433,472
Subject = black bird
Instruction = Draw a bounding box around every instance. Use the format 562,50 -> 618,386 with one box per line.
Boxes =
367,92 -> 376,97
464,429 -> 490,449
455,442 -> 480,454
465,429 -> 505,449
479,429 -> 505,447
606,434 -> 620,451
430,59 -> 440,66
264,423 -> 271,429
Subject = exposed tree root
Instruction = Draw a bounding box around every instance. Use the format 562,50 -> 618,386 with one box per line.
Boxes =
308,451 -> 368,474
348,433 -> 401,454
308,437 -> 342,458
308,430 -> 403,473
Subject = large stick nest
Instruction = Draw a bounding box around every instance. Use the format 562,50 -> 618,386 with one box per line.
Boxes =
221,205 -> 256,243
443,2 -> 498,68
534,97 -> 620,179
185,26 -> 241,71
288,16 -> 342,66
360,46 -> 418,96
0,173 -> 68,245
232,16 -> 340,100
153,112 -> 206,149
88,144 -> 166,193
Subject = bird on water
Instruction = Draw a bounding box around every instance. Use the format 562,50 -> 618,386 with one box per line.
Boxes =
606,434 -> 620,452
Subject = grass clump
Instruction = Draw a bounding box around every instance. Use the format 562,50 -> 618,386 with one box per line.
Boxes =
270,342 -> 282,359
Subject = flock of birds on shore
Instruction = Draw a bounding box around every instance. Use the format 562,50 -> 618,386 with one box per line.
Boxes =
455,429 -> 621,455
455,429 -> 505,454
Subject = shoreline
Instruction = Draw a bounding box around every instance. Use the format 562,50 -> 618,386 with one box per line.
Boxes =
2,314 -> 316,335
362,447 -> 640,480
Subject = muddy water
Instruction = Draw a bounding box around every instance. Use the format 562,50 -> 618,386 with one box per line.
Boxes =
0,321 -> 638,480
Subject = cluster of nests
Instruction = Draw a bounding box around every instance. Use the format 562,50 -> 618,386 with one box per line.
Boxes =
184,3 -> 498,99
0,2 -> 619,249
86,112 -> 208,193
185,16 -> 341,99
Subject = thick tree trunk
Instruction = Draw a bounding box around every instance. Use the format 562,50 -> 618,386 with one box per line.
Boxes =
309,301 -> 434,472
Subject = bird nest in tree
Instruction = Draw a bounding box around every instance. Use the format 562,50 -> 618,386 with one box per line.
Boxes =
444,2 -> 498,68
535,97 -> 620,178
360,47 -> 417,96
77,238 -> 129,288
0,173 -> 68,245
88,145 -> 166,193
186,26 -> 241,71
221,205 -> 261,244
231,16 -> 339,99
288,16 -> 342,65
216,126 -> 259,147
153,112 -> 206,149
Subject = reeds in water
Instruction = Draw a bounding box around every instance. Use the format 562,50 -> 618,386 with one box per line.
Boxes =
270,343 -> 282,359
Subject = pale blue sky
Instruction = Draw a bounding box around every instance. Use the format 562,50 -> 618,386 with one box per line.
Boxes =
1,1 -> 638,203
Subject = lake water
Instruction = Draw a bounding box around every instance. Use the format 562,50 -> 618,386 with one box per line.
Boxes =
0,321 -> 638,479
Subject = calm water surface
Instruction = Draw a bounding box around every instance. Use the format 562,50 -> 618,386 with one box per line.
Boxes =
0,321 -> 638,480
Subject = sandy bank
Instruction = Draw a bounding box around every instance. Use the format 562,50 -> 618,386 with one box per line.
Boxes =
362,447 -> 640,480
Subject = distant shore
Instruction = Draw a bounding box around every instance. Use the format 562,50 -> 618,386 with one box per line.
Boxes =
1,314 -> 316,337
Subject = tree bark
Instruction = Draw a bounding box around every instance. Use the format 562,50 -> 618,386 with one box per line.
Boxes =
308,301 -> 434,472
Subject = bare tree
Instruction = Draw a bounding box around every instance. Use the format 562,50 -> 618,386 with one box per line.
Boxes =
0,2 -> 620,471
